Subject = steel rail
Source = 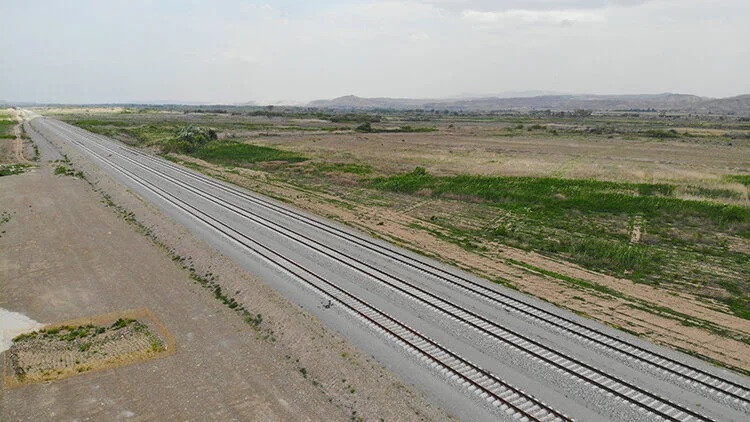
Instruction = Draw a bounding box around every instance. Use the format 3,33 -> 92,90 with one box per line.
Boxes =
64,134 -> 569,422
46,120 -> 714,421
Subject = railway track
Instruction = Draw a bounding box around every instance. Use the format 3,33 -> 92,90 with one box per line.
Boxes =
40,117 -> 744,420
57,127 -> 569,422
44,121 -> 720,421
45,118 -> 750,408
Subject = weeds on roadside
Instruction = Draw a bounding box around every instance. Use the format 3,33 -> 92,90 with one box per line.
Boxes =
54,164 -> 84,178
0,163 -> 31,176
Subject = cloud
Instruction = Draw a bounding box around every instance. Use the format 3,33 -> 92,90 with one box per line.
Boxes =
423,0 -> 653,12
1,0 -> 748,102
461,8 -> 606,24
409,31 -> 431,41
340,1 -> 444,21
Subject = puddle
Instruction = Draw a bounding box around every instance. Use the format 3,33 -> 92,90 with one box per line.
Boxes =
0,308 -> 43,353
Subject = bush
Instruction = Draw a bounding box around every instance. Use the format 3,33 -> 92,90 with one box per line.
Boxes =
355,122 -> 372,133
162,125 -> 217,153
0,163 -> 31,176
643,129 -> 680,139
111,318 -> 135,330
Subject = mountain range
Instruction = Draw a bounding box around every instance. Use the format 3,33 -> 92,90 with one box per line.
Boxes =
307,93 -> 750,115
3,93 -> 748,115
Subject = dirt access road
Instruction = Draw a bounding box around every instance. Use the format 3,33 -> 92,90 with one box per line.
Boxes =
0,123 -> 446,420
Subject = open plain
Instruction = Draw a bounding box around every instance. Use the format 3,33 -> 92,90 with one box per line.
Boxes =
0,107 -> 743,421
46,107 -> 750,373
0,105 -> 748,420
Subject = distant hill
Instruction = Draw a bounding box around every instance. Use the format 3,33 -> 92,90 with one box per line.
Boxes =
690,94 -> 750,115
307,95 -> 455,109
308,93 -> 750,115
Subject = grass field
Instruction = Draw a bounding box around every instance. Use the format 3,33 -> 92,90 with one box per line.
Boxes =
193,141 -> 307,166
47,106 -> 750,370
0,110 -> 16,139
371,168 -> 749,317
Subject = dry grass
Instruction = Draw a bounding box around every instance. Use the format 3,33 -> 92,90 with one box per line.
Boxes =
260,129 -> 748,204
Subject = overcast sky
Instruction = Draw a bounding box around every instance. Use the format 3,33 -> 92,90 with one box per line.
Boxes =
1,0 -> 748,104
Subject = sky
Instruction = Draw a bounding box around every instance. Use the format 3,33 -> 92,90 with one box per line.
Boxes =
1,0 -> 748,104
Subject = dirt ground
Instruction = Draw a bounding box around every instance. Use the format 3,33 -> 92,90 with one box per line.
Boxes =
0,141 -> 449,420
259,126 -> 749,202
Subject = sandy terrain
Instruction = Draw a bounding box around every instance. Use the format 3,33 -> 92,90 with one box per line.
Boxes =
0,135 -> 449,420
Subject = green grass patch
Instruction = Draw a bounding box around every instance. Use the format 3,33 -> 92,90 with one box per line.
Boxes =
642,129 -> 681,139
0,119 -> 16,138
355,122 -> 436,133
192,141 -> 307,166
71,119 -> 133,127
371,168 -> 747,227
54,165 -> 84,178
724,174 -> 750,187
725,297 -> 750,320
683,186 -> 743,200
72,120 -> 177,146
372,168 -> 749,296
552,236 -> 660,277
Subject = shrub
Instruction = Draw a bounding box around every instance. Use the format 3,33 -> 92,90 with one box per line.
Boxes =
111,318 -> 135,330
162,125 -> 218,153
643,129 -> 680,139
355,122 -> 372,133
0,163 -> 31,176
177,125 -> 217,144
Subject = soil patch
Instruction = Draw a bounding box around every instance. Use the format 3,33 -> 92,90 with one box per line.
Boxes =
4,308 -> 174,387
